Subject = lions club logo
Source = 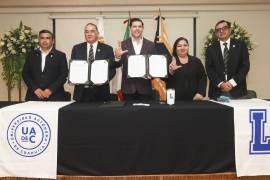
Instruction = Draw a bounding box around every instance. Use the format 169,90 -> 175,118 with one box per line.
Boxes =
7,113 -> 51,157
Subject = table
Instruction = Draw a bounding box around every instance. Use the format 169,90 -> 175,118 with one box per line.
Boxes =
57,101 -> 235,176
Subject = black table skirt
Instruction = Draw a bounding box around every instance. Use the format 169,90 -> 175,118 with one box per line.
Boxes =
57,101 -> 235,176
0,101 -> 19,108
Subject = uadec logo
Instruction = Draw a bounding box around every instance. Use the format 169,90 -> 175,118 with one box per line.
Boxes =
7,113 -> 51,157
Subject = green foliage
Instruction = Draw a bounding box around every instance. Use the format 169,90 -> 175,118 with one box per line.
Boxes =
0,21 -> 38,89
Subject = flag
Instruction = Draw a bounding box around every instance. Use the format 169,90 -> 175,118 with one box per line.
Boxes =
116,16 -> 131,101
110,14 -> 131,101
153,11 -> 172,102
154,14 -> 172,57
96,16 -> 116,95
96,16 -> 105,43
123,18 -> 131,40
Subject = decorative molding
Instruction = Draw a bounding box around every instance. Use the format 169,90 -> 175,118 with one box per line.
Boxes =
1,4 -> 270,14
0,0 -> 270,8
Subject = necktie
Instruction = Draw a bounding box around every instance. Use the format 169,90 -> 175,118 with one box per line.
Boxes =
88,44 -> 94,63
85,44 -> 94,88
223,42 -> 229,75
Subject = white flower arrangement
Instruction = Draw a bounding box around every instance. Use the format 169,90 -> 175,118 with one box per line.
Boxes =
0,21 -> 38,101
202,22 -> 253,57
0,23 -> 38,58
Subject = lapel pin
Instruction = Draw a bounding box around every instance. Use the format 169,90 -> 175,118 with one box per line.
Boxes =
97,49 -> 101,52
233,45 -> 236,48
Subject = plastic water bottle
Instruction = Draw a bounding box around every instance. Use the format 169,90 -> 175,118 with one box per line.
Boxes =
167,89 -> 175,105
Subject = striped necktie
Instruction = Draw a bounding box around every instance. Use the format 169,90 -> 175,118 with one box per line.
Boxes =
223,42 -> 229,74
88,44 -> 94,63
84,44 -> 94,88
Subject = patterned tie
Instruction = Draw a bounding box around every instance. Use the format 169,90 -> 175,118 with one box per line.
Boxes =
223,42 -> 229,75
85,44 -> 94,88
88,44 -> 94,63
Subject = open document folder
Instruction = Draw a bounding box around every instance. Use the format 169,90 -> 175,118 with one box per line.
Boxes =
69,59 -> 109,85
127,55 -> 167,78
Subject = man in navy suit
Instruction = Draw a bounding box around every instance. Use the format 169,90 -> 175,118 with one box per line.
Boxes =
22,29 -> 68,101
205,20 -> 250,100
115,18 -> 157,100
71,23 -> 116,102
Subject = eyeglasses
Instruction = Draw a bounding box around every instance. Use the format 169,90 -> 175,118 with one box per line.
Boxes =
215,26 -> 229,33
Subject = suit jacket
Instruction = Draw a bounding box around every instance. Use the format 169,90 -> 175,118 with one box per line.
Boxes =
72,42 -> 116,102
205,39 -> 250,99
22,48 -> 68,101
116,37 -> 156,94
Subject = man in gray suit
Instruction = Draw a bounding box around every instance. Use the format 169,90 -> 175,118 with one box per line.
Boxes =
115,18 -> 156,100
205,20 -> 250,100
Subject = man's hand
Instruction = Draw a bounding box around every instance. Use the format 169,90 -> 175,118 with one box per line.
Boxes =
34,88 -> 45,99
220,81 -> 233,92
43,89 -> 52,99
114,41 -> 128,58
169,57 -> 182,75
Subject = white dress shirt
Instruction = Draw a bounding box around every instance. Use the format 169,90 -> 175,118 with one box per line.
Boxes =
131,37 -> 143,55
40,47 -> 52,72
220,38 -> 230,58
87,41 -> 98,60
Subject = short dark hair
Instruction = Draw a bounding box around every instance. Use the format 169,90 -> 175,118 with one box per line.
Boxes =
84,23 -> 99,32
130,18 -> 144,27
172,37 -> 189,57
39,29 -> 54,39
215,20 -> 231,30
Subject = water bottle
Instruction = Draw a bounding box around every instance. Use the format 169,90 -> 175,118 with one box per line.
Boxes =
167,89 -> 175,105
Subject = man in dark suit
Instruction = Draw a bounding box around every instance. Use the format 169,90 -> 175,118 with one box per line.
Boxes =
22,29 -> 68,101
205,20 -> 250,100
72,23 -> 116,102
115,18 -> 156,100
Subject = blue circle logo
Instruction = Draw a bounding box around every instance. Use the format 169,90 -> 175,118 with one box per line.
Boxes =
7,113 -> 51,157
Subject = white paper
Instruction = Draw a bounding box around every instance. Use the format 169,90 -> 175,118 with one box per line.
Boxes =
90,60 -> 108,84
132,103 -> 150,106
149,55 -> 167,77
69,60 -> 89,84
128,55 -> 146,78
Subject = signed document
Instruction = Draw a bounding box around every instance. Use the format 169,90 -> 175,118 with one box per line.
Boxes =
127,55 -> 147,78
69,60 -> 89,84
90,60 -> 109,84
148,55 -> 167,78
